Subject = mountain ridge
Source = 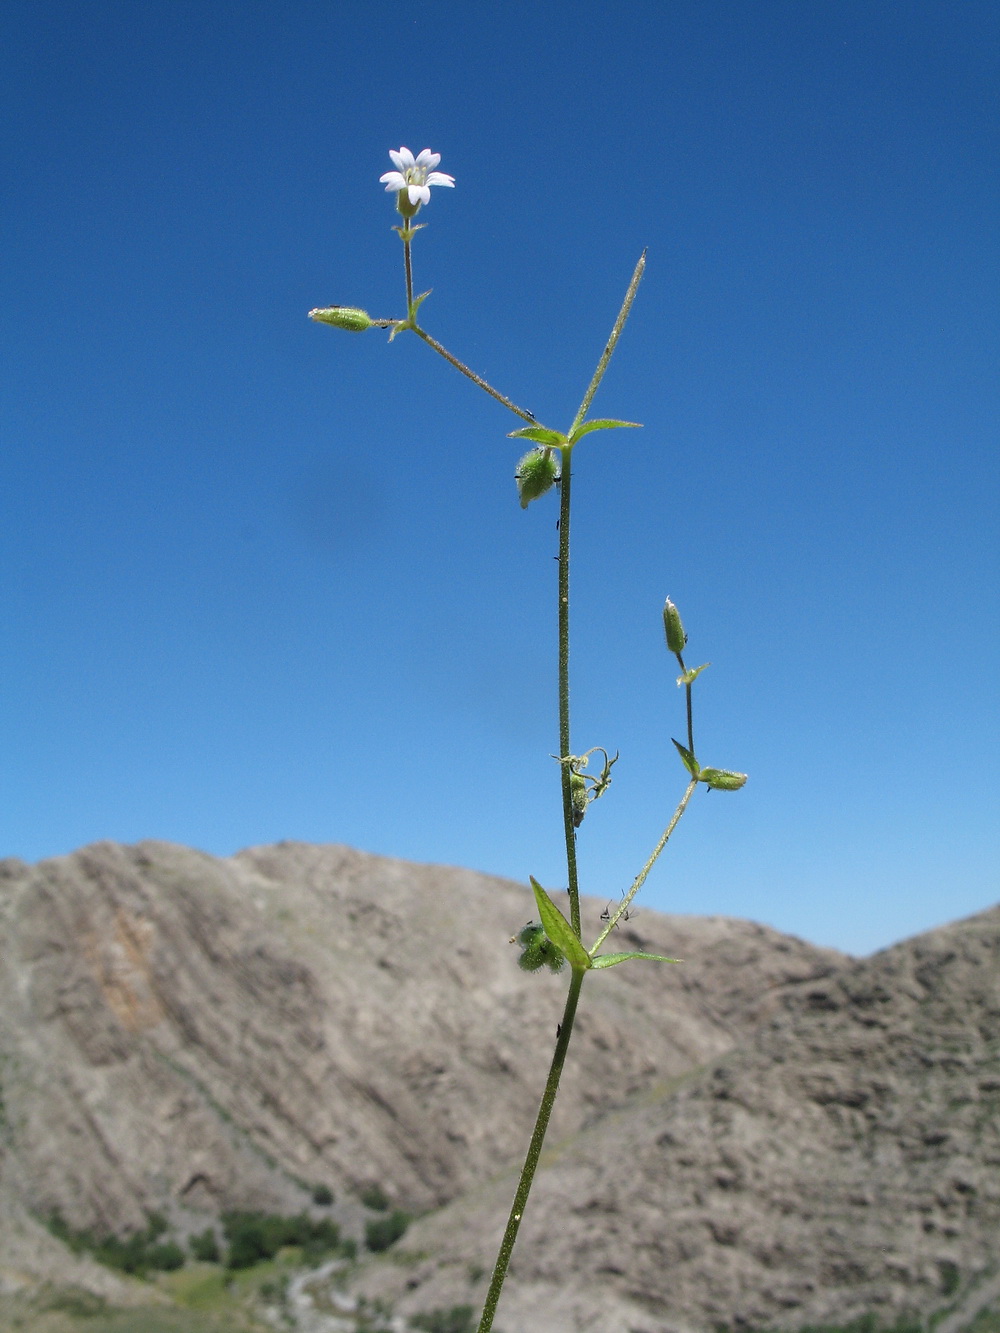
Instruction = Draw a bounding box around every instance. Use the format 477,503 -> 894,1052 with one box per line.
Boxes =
1,839 -> 995,1332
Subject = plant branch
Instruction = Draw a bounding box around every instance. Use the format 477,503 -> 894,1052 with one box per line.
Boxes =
412,327 -> 537,423
569,250 -> 646,438
590,778 -> 698,953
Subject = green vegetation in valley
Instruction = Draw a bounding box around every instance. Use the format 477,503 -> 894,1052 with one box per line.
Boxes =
358,1182 -> 390,1211
363,1208 -> 410,1252
220,1210 -> 347,1268
45,1212 -> 185,1277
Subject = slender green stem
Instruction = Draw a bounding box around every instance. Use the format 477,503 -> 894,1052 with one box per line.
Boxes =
556,447 -> 582,937
476,255 -> 649,1331
403,232 -> 414,310
476,967 -> 586,1333
412,327 -> 537,423
677,652 -> 694,756
568,250 -> 646,438
590,778 -> 698,953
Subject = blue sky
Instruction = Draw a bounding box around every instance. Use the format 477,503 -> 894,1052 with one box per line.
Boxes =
2,0 -> 997,955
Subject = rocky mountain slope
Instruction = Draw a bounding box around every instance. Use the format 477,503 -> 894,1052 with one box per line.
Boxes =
346,902 -> 1000,1333
0,838 -> 841,1315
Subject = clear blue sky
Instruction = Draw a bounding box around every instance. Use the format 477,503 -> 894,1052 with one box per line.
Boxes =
2,1 -> 997,955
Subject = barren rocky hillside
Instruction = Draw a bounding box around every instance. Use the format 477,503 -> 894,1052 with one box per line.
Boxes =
346,903 -> 1000,1333
0,838 -> 841,1313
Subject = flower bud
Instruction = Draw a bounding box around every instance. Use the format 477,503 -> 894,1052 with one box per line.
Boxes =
699,768 -> 748,791
515,447 -> 560,509
308,306 -> 373,332
570,773 -> 588,828
663,598 -> 687,654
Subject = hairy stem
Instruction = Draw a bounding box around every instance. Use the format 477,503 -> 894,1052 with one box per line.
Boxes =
413,327 -> 537,423
557,447 -> 582,937
403,232 -> 414,310
476,967 -> 586,1333
590,778 -> 698,952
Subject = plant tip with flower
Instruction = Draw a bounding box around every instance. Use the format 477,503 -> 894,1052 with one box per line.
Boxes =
307,148 -> 746,1333
380,146 -> 455,217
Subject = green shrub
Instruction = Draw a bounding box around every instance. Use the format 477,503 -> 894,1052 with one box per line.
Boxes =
359,1182 -> 390,1211
312,1183 -> 334,1206
221,1210 -> 342,1269
145,1241 -> 185,1272
46,1211 -> 186,1276
259,1274 -> 289,1301
41,1287 -> 108,1317
411,1305 -> 477,1333
188,1227 -> 220,1263
364,1209 -> 410,1252
939,1259 -> 960,1297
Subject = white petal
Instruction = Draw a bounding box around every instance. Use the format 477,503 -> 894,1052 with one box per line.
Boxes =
380,172 -> 406,190
388,150 -> 405,171
394,146 -> 415,169
426,172 -> 455,187
415,149 -> 439,168
408,184 -> 431,206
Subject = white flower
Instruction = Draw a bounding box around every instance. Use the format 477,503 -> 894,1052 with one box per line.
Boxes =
379,147 -> 455,208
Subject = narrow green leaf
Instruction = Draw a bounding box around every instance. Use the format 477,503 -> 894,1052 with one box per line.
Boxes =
590,951 -> 683,969
529,877 -> 591,970
671,738 -> 700,778
567,418 -> 642,445
508,426 -> 567,447
677,662 -> 711,687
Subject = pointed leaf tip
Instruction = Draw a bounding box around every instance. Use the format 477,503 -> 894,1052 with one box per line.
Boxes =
508,426 -> 567,446
568,418 -> 643,445
529,876 -> 591,970
671,738 -> 700,778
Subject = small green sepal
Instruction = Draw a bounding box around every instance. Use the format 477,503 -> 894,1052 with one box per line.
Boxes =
308,306 -> 373,332
590,951 -> 683,969
529,877 -> 591,971
671,738 -> 700,778
388,289 -> 432,341
698,768 -> 748,791
508,426 -> 567,448
663,598 -> 687,654
568,418 -> 642,445
512,921 -> 566,973
677,662 -> 710,687
515,447 -> 561,509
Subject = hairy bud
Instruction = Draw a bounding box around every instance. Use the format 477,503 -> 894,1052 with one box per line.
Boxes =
662,597 -> 687,654
308,306 -> 373,332
512,921 -> 566,973
515,447 -> 560,509
570,773 -> 588,828
699,768 -> 748,791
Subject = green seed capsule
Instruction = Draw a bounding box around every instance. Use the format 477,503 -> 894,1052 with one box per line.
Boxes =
662,598 -> 687,654
515,447 -> 560,509
308,306 -> 373,332
698,768 -> 748,791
